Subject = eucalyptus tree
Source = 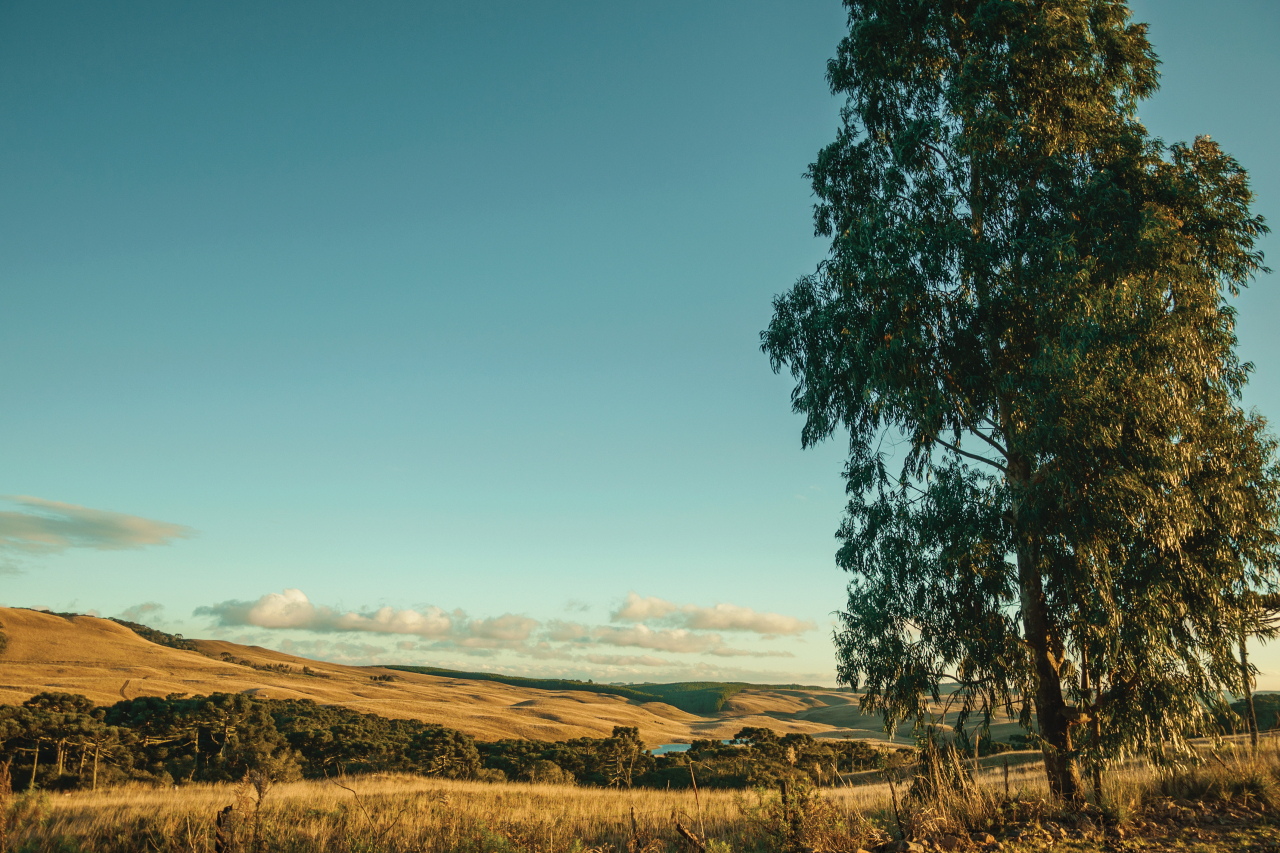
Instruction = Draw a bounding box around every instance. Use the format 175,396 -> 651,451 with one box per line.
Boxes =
763,0 -> 1279,799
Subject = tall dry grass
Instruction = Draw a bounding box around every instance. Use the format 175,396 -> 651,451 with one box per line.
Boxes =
2,773 -> 896,853
5,738 -> 1280,853
0,759 -> 1056,853
878,734 -> 1280,842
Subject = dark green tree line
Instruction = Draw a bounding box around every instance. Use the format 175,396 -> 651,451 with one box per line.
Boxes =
0,693 -> 887,792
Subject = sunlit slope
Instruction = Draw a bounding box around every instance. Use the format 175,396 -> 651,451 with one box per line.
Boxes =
721,687 -> 1026,744
0,608 -> 912,745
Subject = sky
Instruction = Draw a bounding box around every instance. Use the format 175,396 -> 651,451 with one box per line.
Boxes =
2,1 -> 1278,688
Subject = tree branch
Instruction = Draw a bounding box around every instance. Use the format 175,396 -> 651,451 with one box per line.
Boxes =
966,426 -> 1009,459
933,435 -> 1009,473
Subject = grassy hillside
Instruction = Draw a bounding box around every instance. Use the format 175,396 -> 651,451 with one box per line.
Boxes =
385,667 -> 755,714
631,682 -> 746,714
0,607 -> 870,744
383,665 -> 659,703
108,618 -> 200,652
385,668 -> 825,715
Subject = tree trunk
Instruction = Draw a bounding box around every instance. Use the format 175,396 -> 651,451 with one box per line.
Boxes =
1017,545 -> 1083,801
1239,628 -> 1259,751
92,743 -> 99,792
29,741 -> 39,791
1090,715 -> 1103,803
1080,650 -> 1104,803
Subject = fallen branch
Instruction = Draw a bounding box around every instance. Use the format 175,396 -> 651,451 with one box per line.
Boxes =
674,820 -> 707,853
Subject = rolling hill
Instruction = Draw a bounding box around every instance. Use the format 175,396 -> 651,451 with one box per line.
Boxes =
0,606 -> 1023,746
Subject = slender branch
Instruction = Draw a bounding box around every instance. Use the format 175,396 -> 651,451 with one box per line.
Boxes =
933,436 -> 1009,473
965,427 -> 1009,458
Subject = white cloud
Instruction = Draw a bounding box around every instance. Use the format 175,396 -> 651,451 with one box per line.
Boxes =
612,592 -> 678,622
538,620 -> 792,657
0,496 -> 193,570
590,624 -> 723,654
465,614 -> 538,642
708,647 -> 794,659
196,589 -> 542,659
195,589 -> 805,669
521,642 -> 579,661
610,591 -> 815,636
276,638 -> 392,665
543,620 -> 592,642
117,602 -> 165,624
196,589 -> 455,637
586,654 -> 670,667
680,603 -> 814,636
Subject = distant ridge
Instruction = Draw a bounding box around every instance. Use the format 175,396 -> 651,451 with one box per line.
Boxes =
107,618 -> 199,651
385,667 -> 829,714
0,606 -> 934,745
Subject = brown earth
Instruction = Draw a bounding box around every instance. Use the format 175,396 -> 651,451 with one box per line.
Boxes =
0,607 -> 940,746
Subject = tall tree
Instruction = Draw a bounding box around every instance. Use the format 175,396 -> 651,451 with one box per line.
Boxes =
763,0 -> 1279,799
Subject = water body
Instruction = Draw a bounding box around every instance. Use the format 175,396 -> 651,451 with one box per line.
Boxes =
649,741 -> 734,755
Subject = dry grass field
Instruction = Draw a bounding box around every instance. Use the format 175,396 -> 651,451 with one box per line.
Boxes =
0,766 -> 934,852
0,607 -> 1016,746
6,743 -> 1279,853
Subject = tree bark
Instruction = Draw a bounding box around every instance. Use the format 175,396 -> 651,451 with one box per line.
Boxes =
1089,712 -> 1103,801
1080,650 -> 1103,802
1017,543 -> 1083,801
1239,628 -> 1259,751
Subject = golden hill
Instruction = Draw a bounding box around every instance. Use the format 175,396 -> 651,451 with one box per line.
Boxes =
0,607 -> 1017,746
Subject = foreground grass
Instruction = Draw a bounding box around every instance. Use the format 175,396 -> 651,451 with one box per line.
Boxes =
2,775 -> 892,853
4,740 -> 1280,853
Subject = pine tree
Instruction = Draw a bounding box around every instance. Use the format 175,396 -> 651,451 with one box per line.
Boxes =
764,0 -> 1279,799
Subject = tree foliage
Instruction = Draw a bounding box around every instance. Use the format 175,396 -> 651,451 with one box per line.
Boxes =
763,0 -> 1279,800
0,693 -> 889,793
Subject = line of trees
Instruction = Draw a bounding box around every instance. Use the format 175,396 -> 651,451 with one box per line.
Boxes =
0,692 -> 887,792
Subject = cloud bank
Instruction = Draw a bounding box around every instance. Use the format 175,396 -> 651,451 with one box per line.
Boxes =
586,654 -> 670,667
116,602 -> 165,624
197,589 -> 456,637
196,590 -> 539,655
195,588 -> 806,664
0,496 -> 194,564
611,591 -> 815,636
541,620 -> 793,659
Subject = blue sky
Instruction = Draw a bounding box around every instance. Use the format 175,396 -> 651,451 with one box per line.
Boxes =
2,1 -> 1278,687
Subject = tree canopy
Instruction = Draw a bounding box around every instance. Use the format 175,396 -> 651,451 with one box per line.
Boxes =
0,691 -> 886,793
763,0 -> 1279,800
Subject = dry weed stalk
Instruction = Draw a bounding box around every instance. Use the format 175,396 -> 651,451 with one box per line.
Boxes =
247,770 -> 271,853
213,805 -> 233,853
330,769 -> 414,849
0,759 -> 11,852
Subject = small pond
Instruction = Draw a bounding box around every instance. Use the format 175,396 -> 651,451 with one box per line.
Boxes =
649,740 -> 734,755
